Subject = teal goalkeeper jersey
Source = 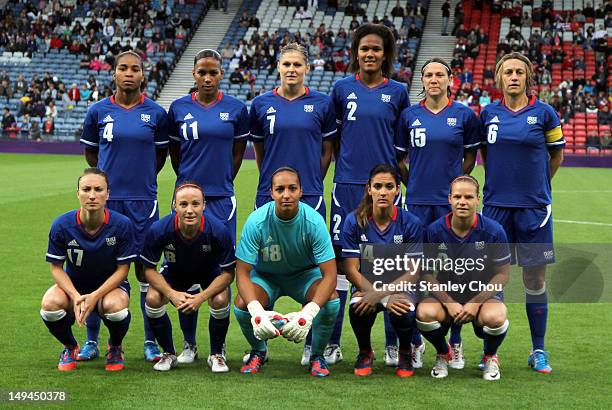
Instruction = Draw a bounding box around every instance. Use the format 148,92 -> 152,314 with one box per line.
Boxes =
236,202 -> 335,276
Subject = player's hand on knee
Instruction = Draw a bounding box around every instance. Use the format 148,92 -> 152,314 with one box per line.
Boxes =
444,301 -> 463,322
386,294 -> 415,315
456,302 -> 480,323
352,290 -> 379,316
282,302 -> 320,343
247,301 -> 280,340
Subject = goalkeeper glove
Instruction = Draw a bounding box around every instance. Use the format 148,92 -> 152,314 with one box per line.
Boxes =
247,301 -> 280,340
282,302 -> 320,343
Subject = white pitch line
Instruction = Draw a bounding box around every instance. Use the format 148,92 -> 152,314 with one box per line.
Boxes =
555,219 -> 612,227
554,190 -> 612,193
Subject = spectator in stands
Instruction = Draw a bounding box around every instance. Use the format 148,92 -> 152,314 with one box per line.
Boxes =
240,12 -> 250,27
45,100 -> 58,118
250,14 -> 260,28
86,15 -> 103,33
68,83 -> 81,104
391,1 -> 404,17
43,114 -> 54,137
90,86 -> 101,102
407,22 -> 421,38
349,15 -> 360,30
2,107 -> 16,131
229,67 -> 243,84
30,117 -> 41,141
583,1 -> 595,18
0,79 -> 14,101
598,105 -> 610,125
441,0 -> 451,35
479,90 -> 491,107
414,1 -> 427,17
157,56 -> 169,79
312,53 -> 325,70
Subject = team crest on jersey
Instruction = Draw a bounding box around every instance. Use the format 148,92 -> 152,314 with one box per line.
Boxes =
475,241 -> 485,250
266,107 -> 276,114
393,235 -> 403,244
106,236 -> 116,246
381,94 -> 391,103
447,117 -> 457,126
438,243 -> 447,250
361,234 -> 368,242
304,104 -> 314,112
220,112 -> 229,121
202,244 -> 211,252
527,116 -> 537,125
103,115 -> 114,123
141,114 -> 151,123
543,250 -> 554,260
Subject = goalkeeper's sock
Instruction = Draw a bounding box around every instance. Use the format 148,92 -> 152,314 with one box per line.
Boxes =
329,289 -> 347,345
388,310 -> 416,351
178,310 -> 198,346
311,298 -> 340,356
348,303 -> 377,351
145,305 -> 175,354
84,312 -> 101,342
233,305 -> 266,351
209,305 -> 230,355
526,286 -> 548,351
383,310 -> 398,347
416,319 -> 450,355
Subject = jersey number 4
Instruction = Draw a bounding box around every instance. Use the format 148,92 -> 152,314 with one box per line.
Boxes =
103,123 -> 114,142
410,128 -> 426,147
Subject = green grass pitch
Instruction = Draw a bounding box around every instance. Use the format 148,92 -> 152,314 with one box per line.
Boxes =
0,153 -> 611,409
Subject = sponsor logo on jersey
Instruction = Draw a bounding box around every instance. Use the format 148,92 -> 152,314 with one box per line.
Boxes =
220,112 -> 229,121
393,235 -> 403,244
265,235 -> 274,244
103,115 -> 114,123
527,116 -> 537,124
333,233 -> 339,241
411,119 -> 422,126
438,242 -> 447,250
68,239 -> 79,247
447,117 -> 457,126
165,244 -> 175,251
266,107 -> 276,114
202,244 -> 211,252
347,92 -> 358,100
183,113 -> 194,120
490,116 -> 500,123
304,104 -> 314,112
141,114 -> 151,123
360,234 -> 368,242
475,241 -> 485,250
106,236 -> 116,246
381,94 -> 391,103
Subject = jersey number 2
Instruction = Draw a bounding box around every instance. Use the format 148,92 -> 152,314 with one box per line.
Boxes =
347,101 -> 357,121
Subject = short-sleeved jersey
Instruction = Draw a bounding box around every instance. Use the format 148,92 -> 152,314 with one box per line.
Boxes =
139,211 -> 236,289
426,213 -> 511,302
331,75 -> 410,184
80,95 -> 169,200
479,96 -> 564,207
46,209 -> 137,293
398,100 -> 481,205
249,87 -> 337,196
168,92 -> 249,197
341,206 -> 424,258
236,201 -> 335,276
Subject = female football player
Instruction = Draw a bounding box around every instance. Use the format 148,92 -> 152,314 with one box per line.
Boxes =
233,167 -> 340,377
341,164 -> 423,378
42,168 -> 135,371
417,175 -> 510,381
479,52 -> 564,373
140,183 -> 235,372
80,51 -> 169,362
397,58 -> 481,369
328,23 -> 410,368
166,49 -> 248,364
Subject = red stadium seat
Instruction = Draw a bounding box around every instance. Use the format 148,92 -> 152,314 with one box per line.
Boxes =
575,149 -> 586,155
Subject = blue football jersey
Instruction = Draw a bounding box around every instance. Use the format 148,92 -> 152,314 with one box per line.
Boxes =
46,209 -> 137,293
168,92 -> 249,197
140,211 -> 236,289
80,95 -> 169,200
331,75 -> 410,184
480,96 -> 564,207
426,213 -> 511,302
236,202 -> 335,276
398,100 -> 481,205
341,206 -> 424,258
249,87 -> 337,196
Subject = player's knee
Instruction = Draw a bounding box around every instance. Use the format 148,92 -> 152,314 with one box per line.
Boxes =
209,289 -> 229,309
319,298 -> 340,324
523,266 -> 546,290
145,289 -> 163,308
416,301 -> 441,323
101,293 -> 128,314
480,310 -> 507,329
41,287 -> 68,311
234,294 -> 246,310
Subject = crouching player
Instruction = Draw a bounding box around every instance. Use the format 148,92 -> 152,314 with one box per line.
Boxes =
42,168 -> 134,371
140,183 -> 235,372
233,167 -> 340,377
341,164 -> 423,378
417,175 -> 511,381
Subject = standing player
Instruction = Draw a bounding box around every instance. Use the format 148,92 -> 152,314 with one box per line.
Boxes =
328,23 -> 410,367
80,51 -> 169,362
249,42 -> 336,220
341,164 -> 423,378
417,175 -> 511,381
140,183 -> 235,372
233,167 -> 340,377
397,58 -> 481,369
479,52 -> 564,373
167,49 -> 248,363
42,168 -> 134,371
